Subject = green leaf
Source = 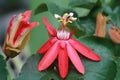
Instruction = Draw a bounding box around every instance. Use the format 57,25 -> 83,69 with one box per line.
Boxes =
114,57 -> 120,80
102,4 -> 113,14
78,36 -> 117,80
17,54 -> 83,80
0,48 -> 8,80
34,3 -> 48,15
34,2 -> 63,15
46,2 -> 63,15
114,45 -> 120,57
75,18 -> 96,35
110,0 -> 120,9
32,0 -> 98,18
69,0 -> 98,17
113,6 -> 120,14
17,54 -> 60,80
69,0 -> 98,9
31,0 -> 68,15
107,6 -> 120,27
73,7 -> 90,17
45,0 -> 69,8
17,54 -> 42,80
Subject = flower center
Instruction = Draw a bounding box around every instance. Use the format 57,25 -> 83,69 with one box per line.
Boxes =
57,30 -> 70,40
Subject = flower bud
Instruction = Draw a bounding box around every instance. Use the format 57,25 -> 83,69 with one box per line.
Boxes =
108,26 -> 120,44
94,12 -> 106,38
3,10 -> 39,58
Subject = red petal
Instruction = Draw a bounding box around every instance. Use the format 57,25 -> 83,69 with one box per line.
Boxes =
42,17 -> 56,37
22,10 -> 31,21
69,38 -> 101,61
67,43 -> 84,74
38,41 -> 59,71
13,20 -> 29,43
58,41 -> 68,78
29,22 -> 39,28
13,12 -> 38,43
7,15 -> 16,40
37,37 -> 58,54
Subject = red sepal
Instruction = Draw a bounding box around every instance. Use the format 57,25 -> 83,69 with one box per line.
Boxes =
37,37 -> 57,54
67,42 -> 84,74
69,38 -> 101,61
38,41 -> 59,71
42,17 -> 56,37
58,41 -> 68,78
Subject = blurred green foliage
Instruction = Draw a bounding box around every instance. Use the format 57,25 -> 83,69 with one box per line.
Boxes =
1,0 -> 120,80
0,47 -> 8,80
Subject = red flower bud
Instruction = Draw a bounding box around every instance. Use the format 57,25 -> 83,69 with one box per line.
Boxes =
108,26 -> 120,44
94,12 -> 106,38
3,10 -> 39,58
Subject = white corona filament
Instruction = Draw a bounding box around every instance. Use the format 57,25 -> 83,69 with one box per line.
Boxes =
57,30 -> 70,40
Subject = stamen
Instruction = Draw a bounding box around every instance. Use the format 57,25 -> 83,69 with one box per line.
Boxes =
54,14 -> 61,19
54,13 -> 77,27
69,13 -> 73,17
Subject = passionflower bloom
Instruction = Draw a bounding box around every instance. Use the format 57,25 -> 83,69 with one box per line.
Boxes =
38,13 -> 101,78
3,10 -> 39,58
108,26 -> 120,44
94,12 -> 106,38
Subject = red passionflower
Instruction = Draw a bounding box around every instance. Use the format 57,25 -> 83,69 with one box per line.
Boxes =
38,13 -> 101,78
3,10 -> 39,58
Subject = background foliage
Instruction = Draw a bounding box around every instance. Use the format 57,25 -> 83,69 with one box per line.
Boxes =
0,0 -> 120,80
0,47 -> 8,80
